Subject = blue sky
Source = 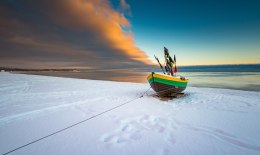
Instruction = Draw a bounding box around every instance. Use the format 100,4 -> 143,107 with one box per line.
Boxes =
124,0 -> 260,65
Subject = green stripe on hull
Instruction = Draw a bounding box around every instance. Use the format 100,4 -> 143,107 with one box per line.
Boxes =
149,77 -> 187,88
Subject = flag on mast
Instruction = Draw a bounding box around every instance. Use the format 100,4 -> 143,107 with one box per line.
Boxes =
164,47 -> 169,56
174,64 -> 178,73
174,54 -> 177,73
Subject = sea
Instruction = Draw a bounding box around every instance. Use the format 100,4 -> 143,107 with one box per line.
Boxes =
16,64 -> 260,91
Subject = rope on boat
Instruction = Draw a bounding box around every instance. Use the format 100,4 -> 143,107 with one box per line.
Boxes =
2,86 -> 152,155
140,86 -> 152,97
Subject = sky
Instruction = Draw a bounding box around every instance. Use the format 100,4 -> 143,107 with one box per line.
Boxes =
0,0 -> 259,69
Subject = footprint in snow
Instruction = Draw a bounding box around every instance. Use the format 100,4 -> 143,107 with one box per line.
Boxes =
101,114 -> 168,144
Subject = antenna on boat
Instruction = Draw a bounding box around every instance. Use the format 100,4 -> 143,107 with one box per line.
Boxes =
154,55 -> 165,74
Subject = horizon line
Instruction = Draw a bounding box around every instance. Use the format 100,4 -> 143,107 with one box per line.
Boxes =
1,63 -> 260,70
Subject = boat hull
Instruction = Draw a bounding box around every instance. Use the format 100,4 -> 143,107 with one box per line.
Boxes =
147,72 -> 188,97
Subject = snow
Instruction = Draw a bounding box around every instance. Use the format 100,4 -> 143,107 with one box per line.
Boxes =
0,72 -> 260,155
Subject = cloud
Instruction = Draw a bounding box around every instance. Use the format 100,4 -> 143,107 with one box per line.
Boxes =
0,0 -> 152,69
119,0 -> 132,16
41,0 -> 150,64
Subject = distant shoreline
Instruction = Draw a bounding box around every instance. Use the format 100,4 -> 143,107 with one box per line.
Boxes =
1,64 -> 260,92
1,64 -> 260,72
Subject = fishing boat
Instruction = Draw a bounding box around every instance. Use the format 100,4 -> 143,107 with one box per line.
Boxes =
147,72 -> 188,97
147,47 -> 188,97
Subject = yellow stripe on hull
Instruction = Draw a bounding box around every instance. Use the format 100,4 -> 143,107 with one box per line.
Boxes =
147,73 -> 189,83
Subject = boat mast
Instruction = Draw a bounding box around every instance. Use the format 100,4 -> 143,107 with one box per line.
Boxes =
154,55 -> 165,74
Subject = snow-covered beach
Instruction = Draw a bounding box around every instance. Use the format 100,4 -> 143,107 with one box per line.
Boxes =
1,72 -> 260,155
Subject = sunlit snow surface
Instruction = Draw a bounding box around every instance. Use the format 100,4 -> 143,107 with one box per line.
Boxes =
0,72 -> 260,155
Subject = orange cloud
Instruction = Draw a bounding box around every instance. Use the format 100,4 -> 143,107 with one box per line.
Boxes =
44,0 -> 152,65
